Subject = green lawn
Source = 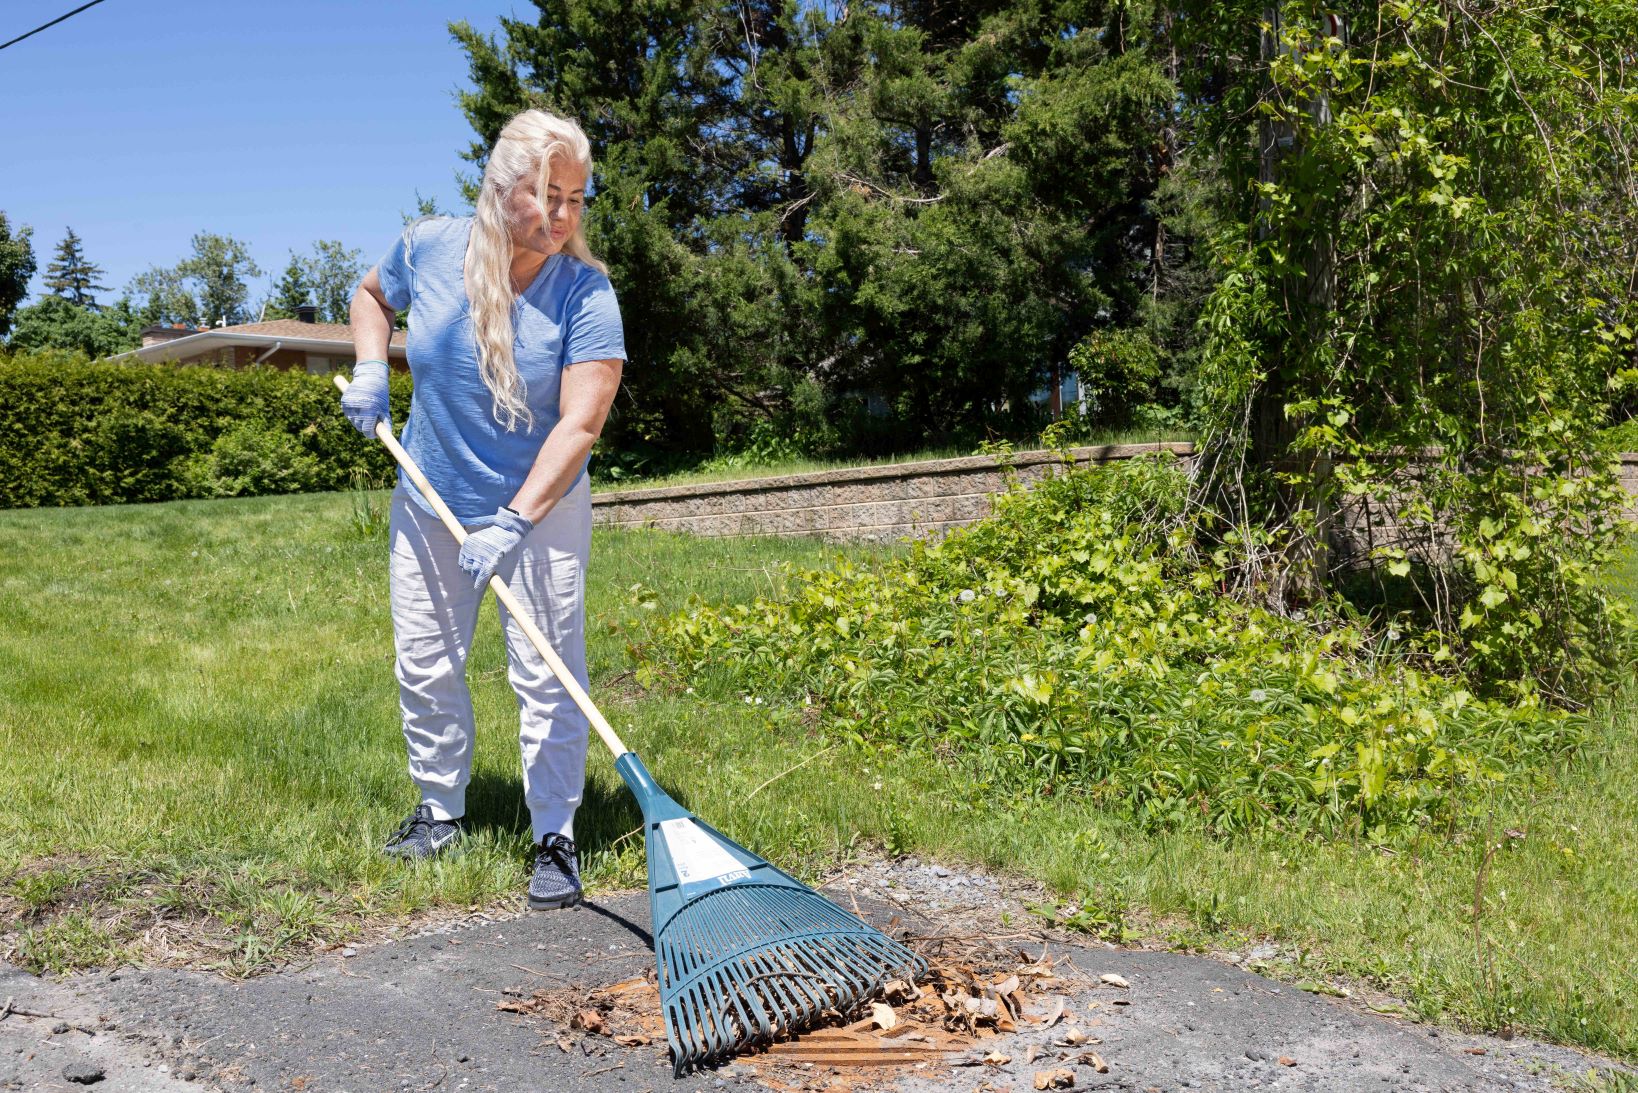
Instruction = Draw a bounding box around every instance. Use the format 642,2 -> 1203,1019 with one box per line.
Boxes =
0,491 -> 1634,1065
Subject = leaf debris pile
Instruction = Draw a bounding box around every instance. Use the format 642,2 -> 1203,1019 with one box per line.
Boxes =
494,942 -> 1115,1090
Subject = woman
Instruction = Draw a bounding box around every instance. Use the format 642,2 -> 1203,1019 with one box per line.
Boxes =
341,108 -> 625,910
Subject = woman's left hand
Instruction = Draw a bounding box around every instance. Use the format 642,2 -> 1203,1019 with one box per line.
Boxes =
458,507 -> 535,589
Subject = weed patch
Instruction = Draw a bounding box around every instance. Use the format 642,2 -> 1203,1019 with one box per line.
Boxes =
646,457 -> 1589,838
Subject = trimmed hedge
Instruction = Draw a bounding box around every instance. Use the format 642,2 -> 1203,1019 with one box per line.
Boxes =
0,350 -> 412,508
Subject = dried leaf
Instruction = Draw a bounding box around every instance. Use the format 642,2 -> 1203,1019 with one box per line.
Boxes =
1464,1048 -> 1488,1056
983,1050 -> 1012,1067
870,1002 -> 898,1031
1099,973 -> 1131,989
1111,998 -> 1132,1006
1033,1067 -> 1075,1089
1025,1044 -> 1041,1065
1036,995 -> 1067,1028
571,1009 -> 607,1035
495,1000 -> 530,1014
1083,1051 -> 1109,1074
1278,1056 -> 1297,1067
556,1038 -> 573,1053
989,974 -> 1021,997
1059,1027 -> 1089,1045
599,977 -> 651,1000
612,1034 -> 649,1047
883,978 -> 920,1003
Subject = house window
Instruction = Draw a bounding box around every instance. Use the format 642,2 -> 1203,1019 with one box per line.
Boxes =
306,355 -> 334,375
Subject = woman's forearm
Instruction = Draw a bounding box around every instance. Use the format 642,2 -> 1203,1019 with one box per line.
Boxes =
350,270 -> 397,364
507,421 -> 603,522
506,357 -> 623,523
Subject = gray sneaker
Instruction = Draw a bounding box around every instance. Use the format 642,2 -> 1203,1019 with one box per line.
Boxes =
382,804 -> 465,861
528,834 -> 581,909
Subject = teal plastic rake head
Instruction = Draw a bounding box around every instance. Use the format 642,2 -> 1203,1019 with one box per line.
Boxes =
616,754 -> 926,1075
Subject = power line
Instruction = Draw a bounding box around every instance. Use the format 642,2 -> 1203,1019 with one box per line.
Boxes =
0,0 -> 109,54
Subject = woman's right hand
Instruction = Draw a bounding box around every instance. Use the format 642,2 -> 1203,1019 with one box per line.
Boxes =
341,361 -> 391,436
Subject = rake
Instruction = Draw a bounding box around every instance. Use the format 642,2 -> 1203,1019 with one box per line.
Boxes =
336,376 -> 925,1074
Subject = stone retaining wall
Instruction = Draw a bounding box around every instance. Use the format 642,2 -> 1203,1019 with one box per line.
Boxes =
591,443 -> 1194,542
593,445 -> 1638,545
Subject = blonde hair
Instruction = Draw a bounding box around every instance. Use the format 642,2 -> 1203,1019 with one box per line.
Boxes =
466,108 -> 607,432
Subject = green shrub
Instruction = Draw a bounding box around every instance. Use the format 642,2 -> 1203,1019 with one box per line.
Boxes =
180,423 -> 327,498
0,350 -> 410,508
644,457 -> 1587,839
1069,328 -> 1163,427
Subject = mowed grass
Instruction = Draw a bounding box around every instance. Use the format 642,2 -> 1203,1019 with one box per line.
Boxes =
0,492 -> 1634,1066
0,489 -> 900,974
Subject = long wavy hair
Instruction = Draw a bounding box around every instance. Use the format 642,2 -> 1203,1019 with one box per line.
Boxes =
466,108 -> 606,432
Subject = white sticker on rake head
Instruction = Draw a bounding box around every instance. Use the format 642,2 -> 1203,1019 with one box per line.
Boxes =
658,819 -> 751,886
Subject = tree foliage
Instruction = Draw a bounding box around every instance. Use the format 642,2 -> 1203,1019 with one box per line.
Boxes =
127,263 -> 200,328
305,240 -> 366,324
1182,0 -> 1638,697
41,227 -> 108,309
0,213 -> 36,339
266,253 -> 313,320
451,0 -> 1191,456
176,232 -> 262,326
8,295 -> 139,358
127,232 -> 264,328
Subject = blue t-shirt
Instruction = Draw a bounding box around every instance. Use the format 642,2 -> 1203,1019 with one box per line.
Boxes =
372,216 -> 626,523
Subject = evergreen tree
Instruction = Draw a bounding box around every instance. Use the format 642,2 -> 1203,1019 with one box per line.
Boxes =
453,2 -> 1185,453
0,212 -> 35,339
42,227 -> 109,309
265,253 -> 313,320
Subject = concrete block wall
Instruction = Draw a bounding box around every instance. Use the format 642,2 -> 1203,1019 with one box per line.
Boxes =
590,443 -> 1194,542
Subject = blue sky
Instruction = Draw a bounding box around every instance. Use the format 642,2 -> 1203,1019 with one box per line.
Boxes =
4,0 -> 506,311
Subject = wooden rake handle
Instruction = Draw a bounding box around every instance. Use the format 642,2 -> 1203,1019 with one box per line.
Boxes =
334,373 -> 631,760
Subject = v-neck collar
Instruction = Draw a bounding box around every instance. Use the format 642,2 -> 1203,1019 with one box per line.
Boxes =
512,252 -> 556,299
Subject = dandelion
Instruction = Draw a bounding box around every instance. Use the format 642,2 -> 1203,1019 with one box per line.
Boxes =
1249,688 -> 1268,703
685,686 -> 695,695
743,696 -> 753,704
1291,610 -> 1307,622
1386,628 -> 1402,642
958,589 -> 976,603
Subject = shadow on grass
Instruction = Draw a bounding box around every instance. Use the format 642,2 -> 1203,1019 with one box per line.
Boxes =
462,759 -> 700,861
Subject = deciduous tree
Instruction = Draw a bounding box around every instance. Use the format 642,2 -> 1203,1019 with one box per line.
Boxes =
0,213 -> 36,339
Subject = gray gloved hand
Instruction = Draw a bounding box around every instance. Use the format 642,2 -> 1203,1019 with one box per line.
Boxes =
458,506 -> 535,589
340,361 -> 391,436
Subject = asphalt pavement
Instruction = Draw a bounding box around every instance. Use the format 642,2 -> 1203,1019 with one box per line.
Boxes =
1,876 -> 1631,1093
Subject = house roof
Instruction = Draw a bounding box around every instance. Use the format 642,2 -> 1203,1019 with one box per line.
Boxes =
112,319 -> 407,364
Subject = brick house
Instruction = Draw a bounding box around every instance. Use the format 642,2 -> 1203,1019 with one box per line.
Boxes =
111,305 -> 408,373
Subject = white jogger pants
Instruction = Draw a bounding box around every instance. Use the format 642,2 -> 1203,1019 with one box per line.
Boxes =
387,477 -> 592,843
